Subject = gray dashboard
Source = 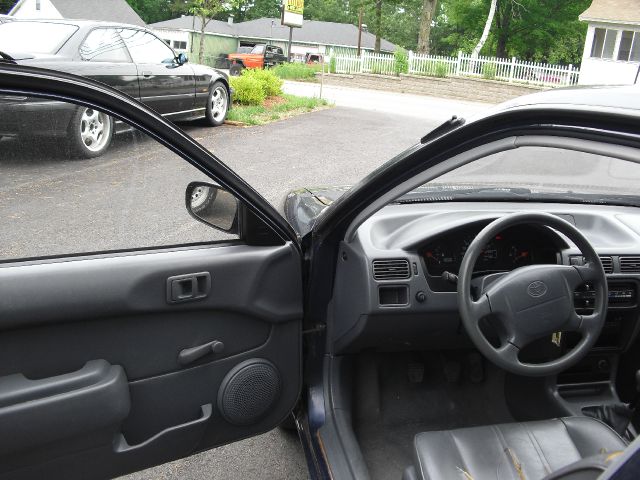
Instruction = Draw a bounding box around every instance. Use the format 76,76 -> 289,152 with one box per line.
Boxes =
330,202 -> 640,354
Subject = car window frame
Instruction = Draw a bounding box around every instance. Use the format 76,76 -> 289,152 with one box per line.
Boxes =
121,27 -> 178,65
0,65 -> 298,259
78,26 -> 133,64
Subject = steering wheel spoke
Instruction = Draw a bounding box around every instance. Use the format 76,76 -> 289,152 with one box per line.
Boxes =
578,313 -> 602,335
496,342 -> 521,365
565,309 -> 583,332
470,293 -> 492,319
573,263 -> 602,284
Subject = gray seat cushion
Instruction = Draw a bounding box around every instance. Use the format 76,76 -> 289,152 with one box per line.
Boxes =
408,417 -> 627,480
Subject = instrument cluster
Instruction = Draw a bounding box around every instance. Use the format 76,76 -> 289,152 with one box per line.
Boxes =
420,224 -> 558,276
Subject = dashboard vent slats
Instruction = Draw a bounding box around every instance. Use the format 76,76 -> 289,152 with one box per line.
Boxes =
620,256 -> 640,274
599,256 -> 613,274
372,259 -> 410,280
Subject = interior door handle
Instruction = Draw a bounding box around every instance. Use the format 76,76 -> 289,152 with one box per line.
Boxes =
166,272 -> 211,303
178,340 -> 224,366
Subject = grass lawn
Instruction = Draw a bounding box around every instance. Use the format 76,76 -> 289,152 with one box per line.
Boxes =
226,94 -> 331,126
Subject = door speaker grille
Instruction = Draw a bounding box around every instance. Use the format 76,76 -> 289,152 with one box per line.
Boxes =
218,359 -> 281,426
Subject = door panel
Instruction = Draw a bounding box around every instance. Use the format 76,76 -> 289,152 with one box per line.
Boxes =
0,69 -> 304,480
0,242 -> 302,480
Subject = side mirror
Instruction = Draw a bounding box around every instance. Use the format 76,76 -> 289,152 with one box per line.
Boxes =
186,182 -> 238,234
177,52 -> 188,65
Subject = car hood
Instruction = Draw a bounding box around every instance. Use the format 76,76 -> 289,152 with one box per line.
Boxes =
284,186 -> 351,237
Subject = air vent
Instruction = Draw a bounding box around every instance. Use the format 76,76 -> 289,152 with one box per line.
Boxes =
599,256 -> 613,274
620,256 -> 640,273
372,259 -> 410,280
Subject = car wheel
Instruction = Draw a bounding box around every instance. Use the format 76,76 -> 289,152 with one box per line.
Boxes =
190,184 -> 217,214
204,82 -> 229,127
67,107 -> 113,158
229,63 -> 244,76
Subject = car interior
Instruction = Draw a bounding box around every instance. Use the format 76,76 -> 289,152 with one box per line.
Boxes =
318,138 -> 640,479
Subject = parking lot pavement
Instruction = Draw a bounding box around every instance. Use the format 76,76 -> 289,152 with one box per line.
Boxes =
1,102 -> 492,479
282,80 -> 491,122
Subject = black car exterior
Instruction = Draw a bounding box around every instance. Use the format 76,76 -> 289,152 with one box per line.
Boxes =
0,19 -> 231,158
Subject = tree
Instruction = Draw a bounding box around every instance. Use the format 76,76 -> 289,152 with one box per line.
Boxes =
126,0 -> 175,23
0,0 -> 13,15
471,0 -> 496,58
188,0 -> 224,63
374,0 -> 382,52
431,0 -> 589,64
417,0 -> 437,53
228,0 -> 281,22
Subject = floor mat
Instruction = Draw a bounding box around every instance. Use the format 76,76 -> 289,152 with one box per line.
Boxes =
354,351 -> 514,480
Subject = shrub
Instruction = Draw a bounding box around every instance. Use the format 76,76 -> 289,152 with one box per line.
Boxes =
246,68 -> 283,96
229,74 -> 266,106
394,49 -> 409,75
434,62 -> 449,78
482,63 -> 497,80
271,62 -> 318,81
329,56 -> 337,74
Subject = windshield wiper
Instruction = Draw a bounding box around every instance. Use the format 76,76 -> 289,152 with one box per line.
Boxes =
0,51 -> 16,64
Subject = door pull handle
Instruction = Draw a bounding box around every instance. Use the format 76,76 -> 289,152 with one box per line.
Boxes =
178,340 -> 225,366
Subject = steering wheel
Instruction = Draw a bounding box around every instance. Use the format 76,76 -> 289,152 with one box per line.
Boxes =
458,212 -> 608,377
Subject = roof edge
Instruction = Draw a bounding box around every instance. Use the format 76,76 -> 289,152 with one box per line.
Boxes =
579,15 -> 640,26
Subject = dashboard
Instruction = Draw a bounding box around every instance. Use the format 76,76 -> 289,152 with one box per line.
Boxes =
420,224 -> 559,277
331,202 -> 640,355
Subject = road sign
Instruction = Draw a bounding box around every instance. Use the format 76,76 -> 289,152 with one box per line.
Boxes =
282,0 -> 304,28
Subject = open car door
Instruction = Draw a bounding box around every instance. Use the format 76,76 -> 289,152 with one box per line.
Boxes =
0,65 -> 303,479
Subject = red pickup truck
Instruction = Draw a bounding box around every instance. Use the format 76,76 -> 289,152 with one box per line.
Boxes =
227,44 -> 287,76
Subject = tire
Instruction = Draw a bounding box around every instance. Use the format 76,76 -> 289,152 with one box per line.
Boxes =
67,107 -> 113,159
229,63 -> 244,76
190,184 -> 217,214
204,81 -> 229,127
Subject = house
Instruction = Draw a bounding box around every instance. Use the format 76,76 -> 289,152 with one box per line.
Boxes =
8,0 -> 145,27
578,0 -> 640,85
150,16 -> 396,66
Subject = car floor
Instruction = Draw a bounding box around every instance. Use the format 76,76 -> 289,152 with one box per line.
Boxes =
353,351 -> 515,480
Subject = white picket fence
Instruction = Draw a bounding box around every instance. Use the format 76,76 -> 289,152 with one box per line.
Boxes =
331,50 -> 580,88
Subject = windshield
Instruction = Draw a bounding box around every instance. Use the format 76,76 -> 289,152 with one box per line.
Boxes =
251,44 -> 265,54
0,21 -> 78,54
406,146 -> 640,206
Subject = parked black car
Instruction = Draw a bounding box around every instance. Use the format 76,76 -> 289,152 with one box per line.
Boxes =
0,19 -> 231,158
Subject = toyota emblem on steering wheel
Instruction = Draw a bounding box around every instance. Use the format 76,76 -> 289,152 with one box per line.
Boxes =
527,281 -> 548,298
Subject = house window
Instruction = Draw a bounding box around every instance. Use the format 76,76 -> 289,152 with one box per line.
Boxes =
591,28 -> 617,59
173,40 -> 187,50
36,0 -> 41,10
618,30 -> 640,62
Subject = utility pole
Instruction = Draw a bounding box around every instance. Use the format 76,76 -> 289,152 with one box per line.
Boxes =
357,5 -> 364,56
